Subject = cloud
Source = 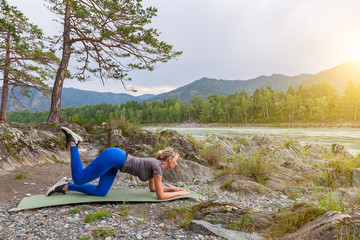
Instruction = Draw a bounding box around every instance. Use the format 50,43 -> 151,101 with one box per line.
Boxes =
6,0 -> 360,95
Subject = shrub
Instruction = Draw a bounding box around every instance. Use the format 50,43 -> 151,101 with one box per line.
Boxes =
234,149 -> 275,183
200,143 -> 227,166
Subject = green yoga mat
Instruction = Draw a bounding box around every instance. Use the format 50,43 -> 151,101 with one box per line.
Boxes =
9,189 -> 201,212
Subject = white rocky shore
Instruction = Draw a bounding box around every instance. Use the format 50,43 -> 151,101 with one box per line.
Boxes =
0,122 -> 359,239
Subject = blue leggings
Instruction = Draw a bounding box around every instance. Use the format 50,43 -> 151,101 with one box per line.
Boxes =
67,146 -> 126,196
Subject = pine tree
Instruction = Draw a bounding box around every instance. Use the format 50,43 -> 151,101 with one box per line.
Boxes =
45,0 -> 182,122
0,0 -> 59,122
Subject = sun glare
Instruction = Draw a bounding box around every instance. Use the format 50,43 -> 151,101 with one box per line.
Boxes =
347,45 -> 360,61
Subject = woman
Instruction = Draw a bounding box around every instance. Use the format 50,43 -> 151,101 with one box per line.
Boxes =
46,127 -> 190,199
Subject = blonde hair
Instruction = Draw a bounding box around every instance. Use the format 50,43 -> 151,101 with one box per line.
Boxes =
156,147 -> 178,161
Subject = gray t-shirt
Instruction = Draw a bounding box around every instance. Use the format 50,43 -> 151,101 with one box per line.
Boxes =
120,154 -> 162,181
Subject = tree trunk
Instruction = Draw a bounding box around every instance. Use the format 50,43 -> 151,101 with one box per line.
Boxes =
0,31 -> 11,122
47,1 -> 72,123
354,103 -> 358,121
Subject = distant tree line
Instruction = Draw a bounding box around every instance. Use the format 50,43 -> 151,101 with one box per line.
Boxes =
7,81 -> 360,125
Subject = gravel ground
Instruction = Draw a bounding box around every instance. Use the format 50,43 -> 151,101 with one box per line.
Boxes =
1,170 -> 292,240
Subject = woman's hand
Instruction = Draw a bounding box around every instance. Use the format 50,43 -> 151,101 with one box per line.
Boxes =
176,189 -> 190,196
152,174 -> 191,199
172,188 -> 189,192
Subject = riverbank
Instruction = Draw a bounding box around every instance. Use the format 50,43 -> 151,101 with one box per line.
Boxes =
1,122 -> 360,239
141,121 -> 360,129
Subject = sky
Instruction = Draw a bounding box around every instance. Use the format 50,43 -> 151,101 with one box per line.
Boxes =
5,0 -> 360,96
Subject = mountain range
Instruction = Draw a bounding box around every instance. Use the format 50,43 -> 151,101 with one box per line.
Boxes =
2,60 -> 360,112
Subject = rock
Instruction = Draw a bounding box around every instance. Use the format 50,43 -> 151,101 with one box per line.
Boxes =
203,135 -> 237,160
109,129 -> 128,147
212,174 -> 276,197
283,211 -> 360,240
0,122 -> 73,171
160,130 -> 203,160
162,158 -> 211,183
192,201 -> 274,232
126,144 -> 152,156
189,220 -> 264,240
304,143 -> 329,159
331,143 -> 352,158
277,149 -> 298,162
186,153 -> 207,165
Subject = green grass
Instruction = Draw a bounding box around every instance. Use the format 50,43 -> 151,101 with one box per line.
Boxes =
14,172 -> 27,179
119,205 -> 130,217
316,193 -> 345,212
266,202 -> 325,238
84,209 -> 110,223
68,208 -> 82,215
52,155 -> 69,164
91,227 -> 116,238
222,178 -> 235,191
6,142 -> 20,159
167,205 -> 195,229
314,155 -> 360,188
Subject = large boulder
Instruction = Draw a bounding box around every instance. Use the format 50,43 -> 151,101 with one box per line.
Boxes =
203,135 -> 236,161
192,201 -> 274,233
161,130 -> 199,156
212,174 -> 276,196
189,220 -> 264,240
0,123 -> 70,171
304,143 -> 329,159
108,128 -> 128,147
162,158 -> 211,184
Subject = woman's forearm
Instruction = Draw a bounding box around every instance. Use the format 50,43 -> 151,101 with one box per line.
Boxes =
157,191 -> 188,200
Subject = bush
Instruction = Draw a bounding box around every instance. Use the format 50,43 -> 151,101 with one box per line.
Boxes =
200,143 -> 227,166
234,149 -> 275,183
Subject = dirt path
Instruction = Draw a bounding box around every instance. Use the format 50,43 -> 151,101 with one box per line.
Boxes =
0,163 -> 71,204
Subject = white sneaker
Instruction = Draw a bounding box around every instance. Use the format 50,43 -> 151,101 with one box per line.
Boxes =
46,177 -> 68,196
61,127 -> 83,146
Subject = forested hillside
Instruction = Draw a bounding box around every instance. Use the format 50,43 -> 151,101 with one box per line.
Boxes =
148,74 -> 312,102
305,60 -> 360,92
8,80 -> 360,125
0,88 -> 154,112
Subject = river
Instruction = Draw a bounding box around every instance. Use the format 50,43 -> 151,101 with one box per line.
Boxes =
144,126 -> 360,156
